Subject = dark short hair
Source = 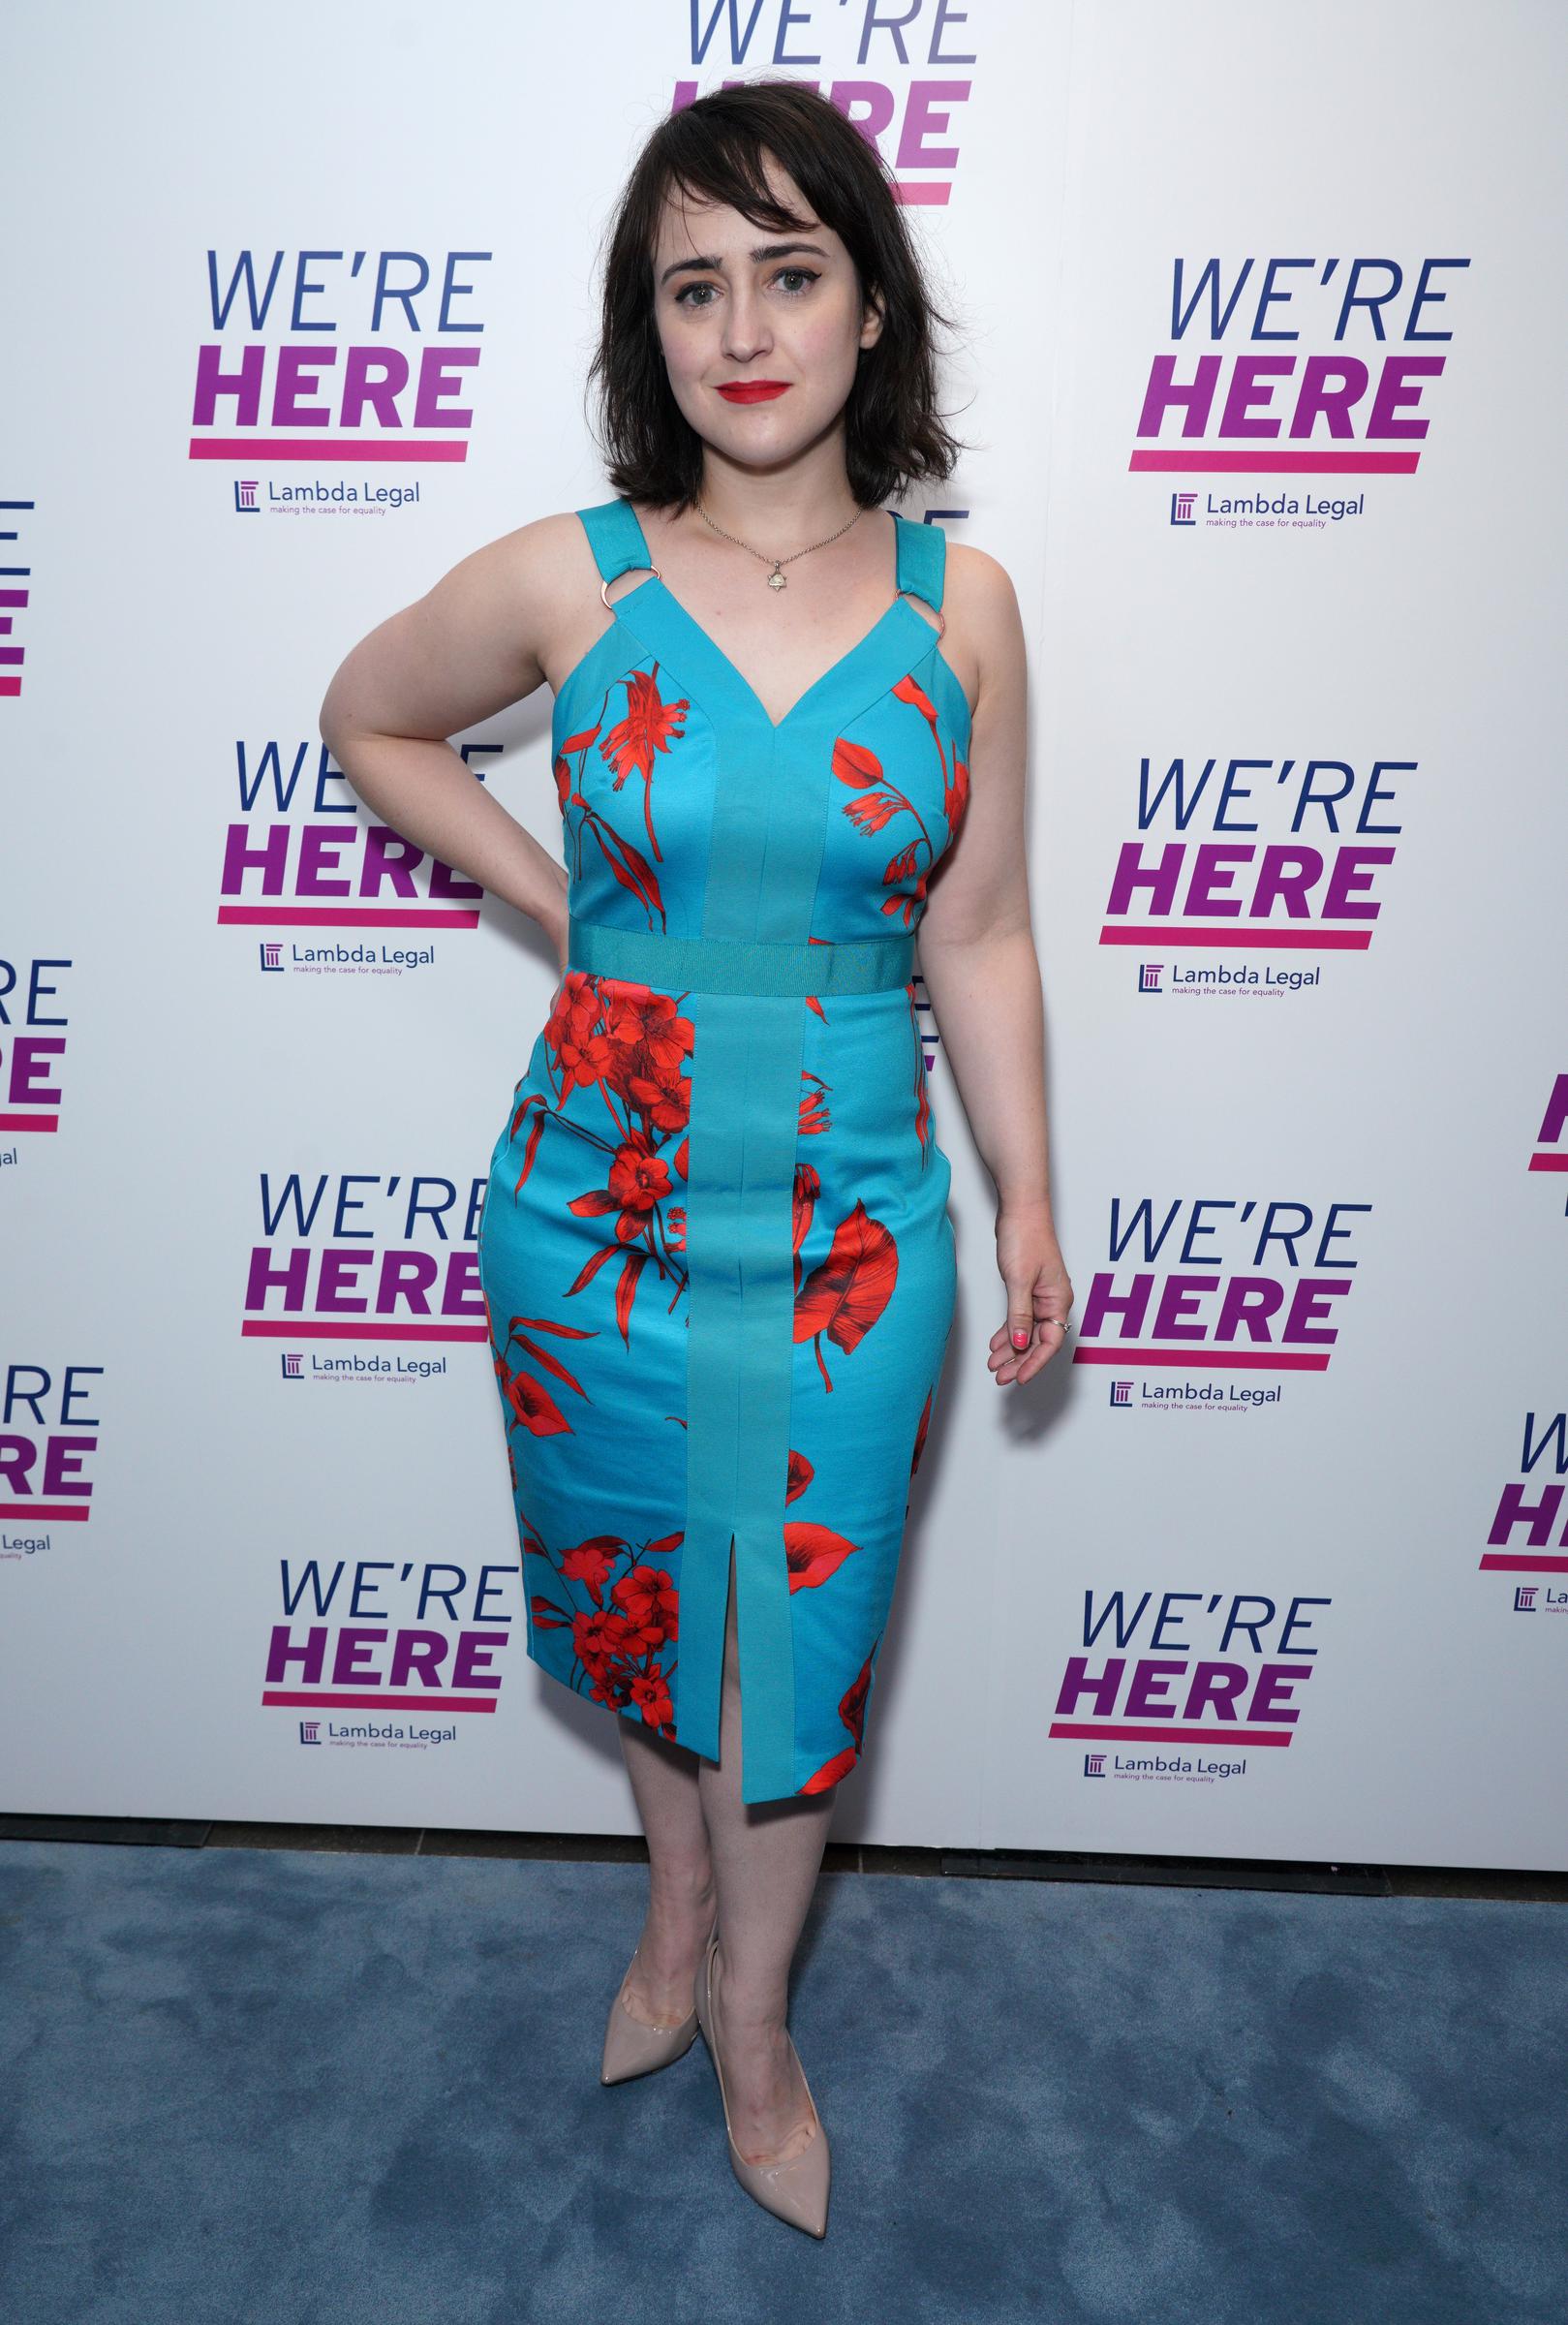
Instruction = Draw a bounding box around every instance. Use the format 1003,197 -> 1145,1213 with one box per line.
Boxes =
587,78 -> 968,512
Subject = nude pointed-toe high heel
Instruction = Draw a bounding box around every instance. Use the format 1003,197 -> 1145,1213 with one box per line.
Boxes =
693,1925 -> 831,2239
600,1945 -> 700,2085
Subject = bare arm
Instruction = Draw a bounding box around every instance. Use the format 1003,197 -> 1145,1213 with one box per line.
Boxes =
916,546 -> 1072,1382
318,514 -> 583,965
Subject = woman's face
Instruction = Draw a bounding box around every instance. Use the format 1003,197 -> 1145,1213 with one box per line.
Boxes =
649,152 -> 883,477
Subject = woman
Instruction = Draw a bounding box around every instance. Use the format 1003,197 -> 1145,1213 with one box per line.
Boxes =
319,78 -> 1070,2239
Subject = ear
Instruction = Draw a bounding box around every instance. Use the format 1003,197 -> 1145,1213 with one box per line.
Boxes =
859,290 -> 886,353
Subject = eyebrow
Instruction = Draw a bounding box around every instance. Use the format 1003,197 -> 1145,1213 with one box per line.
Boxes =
659,239 -> 830,288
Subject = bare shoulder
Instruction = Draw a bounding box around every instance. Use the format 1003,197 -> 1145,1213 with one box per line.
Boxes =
443,509 -> 589,629
320,509 -> 600,743
944,539 -> 1024,635
412,509 -> 600,689
940,539 -> 1026,721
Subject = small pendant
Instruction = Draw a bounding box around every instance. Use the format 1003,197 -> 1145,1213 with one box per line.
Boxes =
767,566 -> 787,590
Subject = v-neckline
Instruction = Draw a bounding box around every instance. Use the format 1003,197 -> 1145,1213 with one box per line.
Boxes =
612,507 -> 924,736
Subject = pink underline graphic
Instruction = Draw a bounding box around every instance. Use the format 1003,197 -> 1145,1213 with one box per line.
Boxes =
220,905 -> 480,927
1073,1347 -> 1332,1370
1101,924 -> 1372,949
243,1320 -> 486,1341
1130,450 -> 1421,474
0,1113 -> 58,1132
1527,1152 -> 1568,1172
190,438 -> 469,462
1479,1553 -> 1568,1572
262,1690 -> 498,1713
1050,1721 -> 1294,1746
0,1502 -> 89,1520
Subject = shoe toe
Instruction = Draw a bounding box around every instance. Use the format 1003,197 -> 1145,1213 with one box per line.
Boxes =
731,2112 -> 831,2236
600,1954 -> 698,2084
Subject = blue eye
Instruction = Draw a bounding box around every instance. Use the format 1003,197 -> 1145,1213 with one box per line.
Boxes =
673,266 -> 821,309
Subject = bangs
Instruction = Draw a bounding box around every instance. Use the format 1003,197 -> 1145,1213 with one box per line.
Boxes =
587,78 -> 968,513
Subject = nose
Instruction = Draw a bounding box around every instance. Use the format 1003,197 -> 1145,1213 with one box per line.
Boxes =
721,281 -> 772,364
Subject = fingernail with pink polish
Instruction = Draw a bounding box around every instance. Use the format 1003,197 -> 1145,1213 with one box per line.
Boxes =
1011,1329 -> 1029,1348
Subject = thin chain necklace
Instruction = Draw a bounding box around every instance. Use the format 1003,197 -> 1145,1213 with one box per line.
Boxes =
693,496 -> 866,591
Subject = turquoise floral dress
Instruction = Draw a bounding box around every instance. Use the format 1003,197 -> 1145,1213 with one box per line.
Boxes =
477,497 -> 970,1804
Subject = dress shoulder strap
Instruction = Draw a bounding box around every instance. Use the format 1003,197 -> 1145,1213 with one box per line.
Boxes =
893,511 -> 946,614
576,497 -> 656,586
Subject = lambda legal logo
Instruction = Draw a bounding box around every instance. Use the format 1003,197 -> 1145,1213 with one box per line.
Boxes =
259,941 -> 285,972
1515,1586 -> 1539,1611
298,1719 -> 323,1744
1138,963 -> 1165,994
233,480 -> 261,512
280,1352 -> 304,1379
1109,1380 -> 1133,1406
1170,492 -> 1197,526
1084,1752 -> 1108,1777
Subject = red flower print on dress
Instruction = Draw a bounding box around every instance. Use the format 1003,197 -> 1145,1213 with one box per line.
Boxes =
600,666 -> 690,858
797,1643 -> 878,1794
840,1648 -> 874,1752
601,981 -> 692,1136
612,1562 -> 680,1651
481,1286 -> 596,1473
799,1072 -> 830,1137
791,1162 -> 820,1278
947,753 -> 969,836
831,672 -> 968,928
559,1534 -> 623,1606
502,976 -> 693,1348
524,1515 -> 685,1739
780,1435 -> 865,1590
775,1446 -> 870,1782
553,657 -> 690,920
833,726 -> 931,927
793,1197 -> 899,1391
570,1131 -> 674,1244
784,1521 -> 860,1592
627,1665 -> 676,1727
893,672 -> 969,841
555,734 -> 666,924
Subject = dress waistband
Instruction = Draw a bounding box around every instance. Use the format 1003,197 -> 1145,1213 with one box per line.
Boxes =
567,915 -> 916,998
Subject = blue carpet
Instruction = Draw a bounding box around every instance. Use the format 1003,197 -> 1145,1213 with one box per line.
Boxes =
0,1843 -> 1561,2322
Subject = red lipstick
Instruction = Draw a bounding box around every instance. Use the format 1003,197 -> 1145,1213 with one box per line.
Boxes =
716,381 -> 791,403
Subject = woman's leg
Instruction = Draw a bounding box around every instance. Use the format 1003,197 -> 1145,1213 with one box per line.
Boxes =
615,1718 -> 718,2028
696,1540 -> 838,2165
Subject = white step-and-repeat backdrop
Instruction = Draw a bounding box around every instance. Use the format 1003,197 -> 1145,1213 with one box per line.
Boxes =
5,1 -> 1564,1861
